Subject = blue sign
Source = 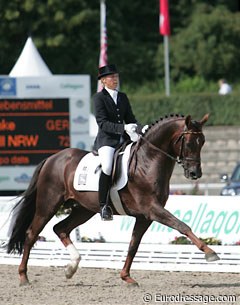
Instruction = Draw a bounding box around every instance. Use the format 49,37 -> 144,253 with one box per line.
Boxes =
0,78 -> 16,96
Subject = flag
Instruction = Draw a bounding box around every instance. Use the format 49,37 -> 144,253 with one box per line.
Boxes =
159,0 -> 170,36
97,0 -> 108,92
159,0 -> 171,96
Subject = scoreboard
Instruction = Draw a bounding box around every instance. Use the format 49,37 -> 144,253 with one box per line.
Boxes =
0,75 -> 91,191
0,98 -> 70,166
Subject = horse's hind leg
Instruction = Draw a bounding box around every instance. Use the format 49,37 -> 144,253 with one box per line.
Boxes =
53,205 -> 95,279
18,211 -> 57,285
120,217 -> 152,285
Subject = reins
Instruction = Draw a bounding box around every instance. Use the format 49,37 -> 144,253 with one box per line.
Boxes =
128,130 -> 203,179
139,135 -> 179,162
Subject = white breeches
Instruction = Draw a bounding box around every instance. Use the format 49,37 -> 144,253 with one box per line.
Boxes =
98,146 -> 115,175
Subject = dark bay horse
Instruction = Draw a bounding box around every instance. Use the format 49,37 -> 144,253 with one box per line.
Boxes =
7,114 -> 219,286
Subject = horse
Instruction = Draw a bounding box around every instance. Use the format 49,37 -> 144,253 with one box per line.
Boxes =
6,113 -> 220,286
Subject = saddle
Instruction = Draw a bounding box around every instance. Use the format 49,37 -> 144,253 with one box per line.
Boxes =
73,141 -> 133,215
73,141 -> 133,192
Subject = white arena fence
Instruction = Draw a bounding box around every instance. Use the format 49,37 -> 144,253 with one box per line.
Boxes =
0,242 -> 240,273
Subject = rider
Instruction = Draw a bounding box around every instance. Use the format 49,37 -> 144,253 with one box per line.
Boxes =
93,64 -> 141,221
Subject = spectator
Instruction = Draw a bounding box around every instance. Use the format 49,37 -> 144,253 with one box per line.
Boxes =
218,79 -> 232,95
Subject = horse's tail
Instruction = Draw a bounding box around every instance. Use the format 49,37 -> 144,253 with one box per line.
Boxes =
7,159 -> 47,255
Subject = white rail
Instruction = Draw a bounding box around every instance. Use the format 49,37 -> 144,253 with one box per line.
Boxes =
0,242 -> 239,273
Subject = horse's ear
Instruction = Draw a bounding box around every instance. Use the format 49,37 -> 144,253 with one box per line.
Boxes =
185,115 -> 192,129
200,113 -> 209,125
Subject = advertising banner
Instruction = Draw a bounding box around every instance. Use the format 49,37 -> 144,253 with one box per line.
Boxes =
1,195 -> 239,245
77,195 -> 240,245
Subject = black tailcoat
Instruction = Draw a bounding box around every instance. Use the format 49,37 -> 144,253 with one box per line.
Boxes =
93,88 -> 139,150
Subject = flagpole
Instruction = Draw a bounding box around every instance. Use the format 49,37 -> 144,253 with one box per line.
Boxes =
97,0 -> 108,92
164,36 -> 170,96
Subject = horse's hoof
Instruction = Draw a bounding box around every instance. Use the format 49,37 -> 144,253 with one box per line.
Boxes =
126,281 -> 139,287
205,252 -> 220,262
65,267 -> 74,279
19,280 -> 30,286
121,276 -> 139,287
65,264 -> 78,279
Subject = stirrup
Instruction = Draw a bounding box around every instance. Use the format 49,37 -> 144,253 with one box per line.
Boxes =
100,205 -> 113,221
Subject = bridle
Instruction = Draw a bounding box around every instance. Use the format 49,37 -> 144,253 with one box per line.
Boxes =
128,129 -> 203,180
137,130 -> 204,166
175,130 -> 203,166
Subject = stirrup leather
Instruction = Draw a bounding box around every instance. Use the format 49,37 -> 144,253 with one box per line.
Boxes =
100,205 -> 113,221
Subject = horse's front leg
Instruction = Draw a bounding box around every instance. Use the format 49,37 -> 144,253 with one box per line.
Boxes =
150,204 -> 220,261
121,217 -> 152,285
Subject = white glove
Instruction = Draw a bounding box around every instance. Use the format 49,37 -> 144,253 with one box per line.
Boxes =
124,123 -> 139,142
124,123 -> 137,134
129,132 -> 139,142
142,125 -> 149,134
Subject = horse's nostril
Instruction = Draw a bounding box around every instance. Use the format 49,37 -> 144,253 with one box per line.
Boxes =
190,171 -> 197,179
189,170 -> 202,179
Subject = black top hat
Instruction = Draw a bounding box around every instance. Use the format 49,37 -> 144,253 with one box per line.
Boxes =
98,64 -> 119,79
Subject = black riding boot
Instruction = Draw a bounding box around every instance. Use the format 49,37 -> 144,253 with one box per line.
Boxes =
99,171 -> 113,221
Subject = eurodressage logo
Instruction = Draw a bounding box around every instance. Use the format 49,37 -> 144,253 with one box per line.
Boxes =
0,78 -> 16,96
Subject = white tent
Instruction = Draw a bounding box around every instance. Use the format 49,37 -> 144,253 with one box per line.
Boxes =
8,36 -> 97,140
9,37 -> 52,77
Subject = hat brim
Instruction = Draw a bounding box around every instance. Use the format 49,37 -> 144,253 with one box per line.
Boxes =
98,72 -> 119,80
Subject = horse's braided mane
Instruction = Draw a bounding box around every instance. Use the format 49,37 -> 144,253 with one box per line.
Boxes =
143,113 -> 185,136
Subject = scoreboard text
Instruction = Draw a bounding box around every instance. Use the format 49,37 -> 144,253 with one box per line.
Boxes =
0,98 -> 70,166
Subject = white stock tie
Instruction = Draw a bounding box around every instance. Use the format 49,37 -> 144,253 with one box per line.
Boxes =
112,90 -> 118,104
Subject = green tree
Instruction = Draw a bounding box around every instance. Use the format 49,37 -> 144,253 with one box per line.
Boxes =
156,4 -> 240,83
106,1 -> 159,88
0,0 -> 240,92
0,0 -> 100,77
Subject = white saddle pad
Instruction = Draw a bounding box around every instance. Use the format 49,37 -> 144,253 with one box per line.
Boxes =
73,143 -> 133,215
